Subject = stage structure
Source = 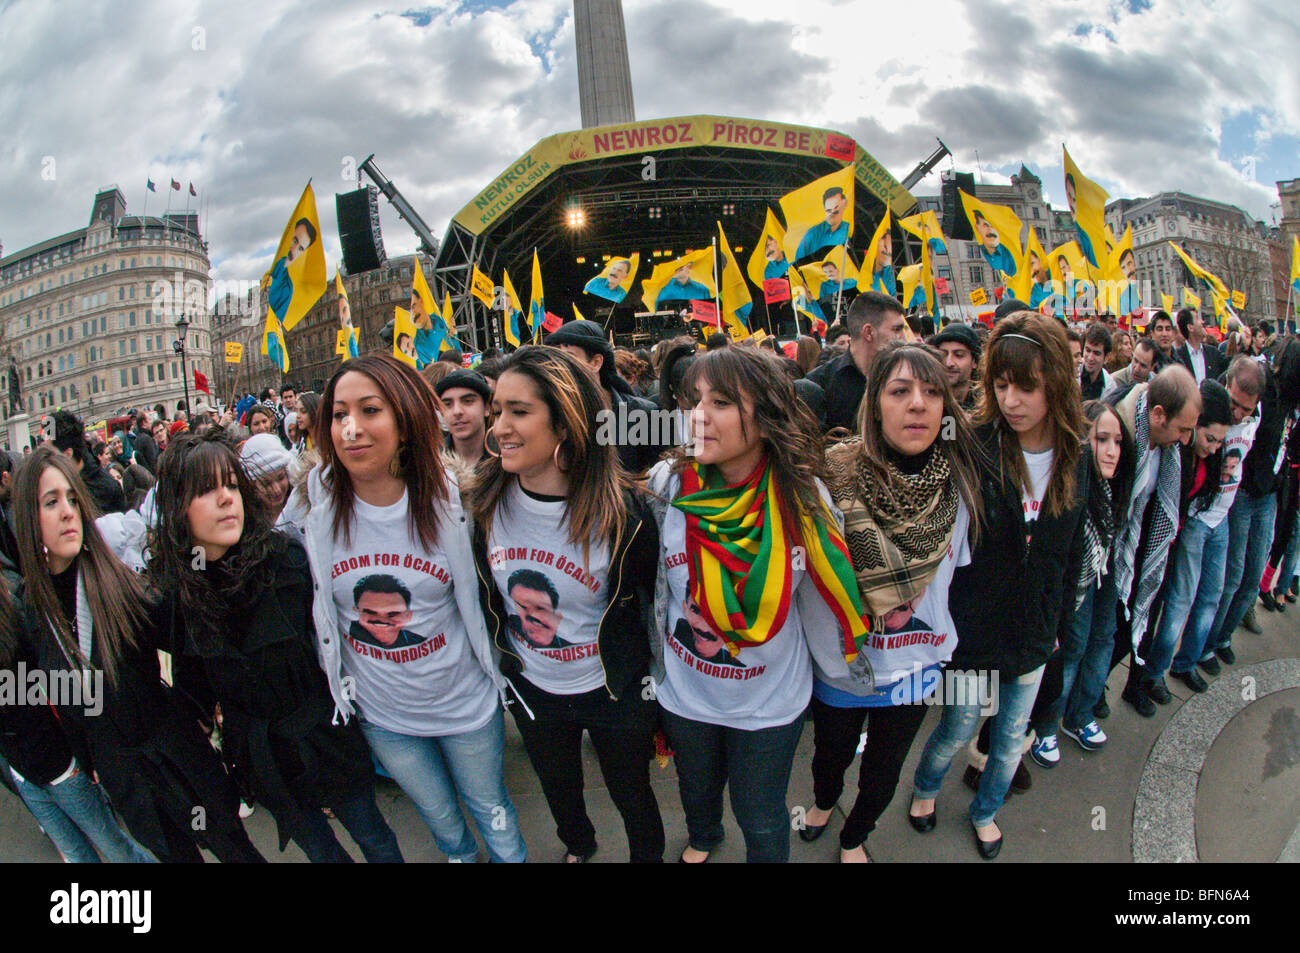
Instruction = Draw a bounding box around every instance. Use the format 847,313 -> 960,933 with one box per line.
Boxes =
434,115 -> 918,351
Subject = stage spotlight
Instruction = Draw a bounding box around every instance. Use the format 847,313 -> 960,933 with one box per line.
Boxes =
566,207 -> 586,228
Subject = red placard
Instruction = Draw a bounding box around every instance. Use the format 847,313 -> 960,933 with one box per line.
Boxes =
542,311 -> 563,332
763,278 -> 792,303
824,134 -> 854,161
934,276 -> 950,294
689,299 -> 719,323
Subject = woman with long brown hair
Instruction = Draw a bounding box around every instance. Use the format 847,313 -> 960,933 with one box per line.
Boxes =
12,447 -> 263,862
469,345 -> 663,863
303,354 -> 525,863
646,345 -> 870,863
801,342 -> 984,862
909,310 -> 1089,860
150,430 -> 402,862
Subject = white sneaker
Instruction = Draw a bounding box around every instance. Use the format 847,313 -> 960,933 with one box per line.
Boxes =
1029,734 -> 1060,768
238,801 -> 255,819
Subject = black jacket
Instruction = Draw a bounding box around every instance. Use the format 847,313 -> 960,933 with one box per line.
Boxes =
132,428 -> 160,474
19,565 -> 254,862
472,488 -> 660,702
80,454 -> 126,515
0,552 -> 74,787
610,387 -> 670,475
948,424 -> 1090,677
1241,345 -> 1300,497
805,350 -> 866,433
1172,342 -> 1227,382
167,537 -> 374,852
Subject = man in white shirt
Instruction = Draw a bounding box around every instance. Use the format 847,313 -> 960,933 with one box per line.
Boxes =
1173,308 -> 1225,384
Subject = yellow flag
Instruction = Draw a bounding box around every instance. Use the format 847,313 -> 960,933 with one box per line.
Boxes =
1161,293 -> 1174,314
779,164 -> 855,262
442,293 -> 460,349
262,311 -> 288,372
572,303 -> 586,322
1048,241 -> 1084,287
960,191 -> 1023,281
502,269 -> 524,348
261,182 -> 328,332
747,208 -> 790,288
898,210 -> 948,257
1012,228 -> 1050,305
899,262 -> 924,312
471,264 -> 494,306
1169,241 -> 1228,300
1062,145 -> 1109,272
410,256 -> 437,330
1231,289 -> 1246,310
1107,224 -> 1133,282
863,210 -> 896,297
392,307 -> 417,367
1290,235 -> 1300,296
1183,288 -> 1201,310
800,244 -> 859,300
583,254 -> 640,304
529,249 -> 545,343
334,270 -> 358,360
716,222 -> 752,339
641,248 -> 715,311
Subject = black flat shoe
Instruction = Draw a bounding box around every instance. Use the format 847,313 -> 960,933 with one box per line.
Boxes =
1198,656 -> 1222,676
1216,645 -> 1237,665
1093,696 -> 1110,720
1172,669 -> 1208,693
1122,684 -> 1156,717
973,824 -> 1003,860
962,764 -> 982,792
1259,590 -> 1281,612
907,802 -> 937,833
798,822 -> 828,843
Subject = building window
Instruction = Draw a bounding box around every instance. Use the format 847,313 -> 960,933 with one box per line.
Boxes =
131,368 -> 139,386
120,370 -> 128,388
129,339 -> 137,354
147,365 -> 155,383
969,266 -> 983,285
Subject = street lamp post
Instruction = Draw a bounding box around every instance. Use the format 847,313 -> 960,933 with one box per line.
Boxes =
175,314 -> 191,416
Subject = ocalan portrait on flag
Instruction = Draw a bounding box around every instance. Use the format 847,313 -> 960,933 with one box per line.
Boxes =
582,253 -> 640,304
262,181 -> 328,333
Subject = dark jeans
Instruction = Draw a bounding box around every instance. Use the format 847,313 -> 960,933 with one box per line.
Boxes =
809,697 -> 929,850
511,677 -> 664,863
659,706 -> 804,863
280,786 -> 404,863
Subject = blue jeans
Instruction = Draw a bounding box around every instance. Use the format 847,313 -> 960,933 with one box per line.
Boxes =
1171,516 -> 1232,673
913,666 -> 1045,828
1276,507 -> 1300,593
1060,573 -> 1120,731
12,759 -> 156,863
659,707 -> 804,863
1145,519 -> 1213,679
282,786 -> 404,863
359,710 -> 526,863
1208,490 -> 1276,654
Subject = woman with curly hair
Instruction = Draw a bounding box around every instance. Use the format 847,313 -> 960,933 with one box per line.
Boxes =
150,430 -> 402,862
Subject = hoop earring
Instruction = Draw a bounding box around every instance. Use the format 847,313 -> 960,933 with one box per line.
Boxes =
484,425 -> 501,459
553,441 -> 569,473
388,442 -> 407,479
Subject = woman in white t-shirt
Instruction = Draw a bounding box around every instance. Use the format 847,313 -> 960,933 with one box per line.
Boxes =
804,343 -> 985,862
469,346 -> 664,863
646,346 -> 870,863
303,355 -> 526,863
909,311 -> 1089,860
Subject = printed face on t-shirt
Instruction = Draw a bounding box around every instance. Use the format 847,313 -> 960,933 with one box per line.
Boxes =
356,589 -> 414,647
881,597 -> 918,633
511,584 -> 562,648
682,598 -> 729,660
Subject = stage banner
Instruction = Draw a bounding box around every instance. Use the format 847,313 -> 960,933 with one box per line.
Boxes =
453,115 -> 915,236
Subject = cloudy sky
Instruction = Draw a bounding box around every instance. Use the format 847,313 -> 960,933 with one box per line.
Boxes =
2,0 -> 1296,282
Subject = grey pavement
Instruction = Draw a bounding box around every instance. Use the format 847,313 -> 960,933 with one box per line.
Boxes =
3,601 -> 1297,863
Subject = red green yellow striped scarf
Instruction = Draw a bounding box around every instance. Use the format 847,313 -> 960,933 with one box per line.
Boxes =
673,458 -> 868,662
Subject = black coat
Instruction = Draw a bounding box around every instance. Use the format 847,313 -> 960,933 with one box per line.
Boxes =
0,552 -> 73,787
473,488 -> 660,702
19,569 -> 259,863
168,537 -> 375,852
948,424 -> 1090,678
611,387 -> 671,475
80,455 -> 126,515
1172,342 -> 1227,382
806,350 -> 866,433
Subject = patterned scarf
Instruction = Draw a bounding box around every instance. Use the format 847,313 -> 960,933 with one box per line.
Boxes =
824,438 -> 957,628
673,457 -> 867,662
1075,475 -> 1114,609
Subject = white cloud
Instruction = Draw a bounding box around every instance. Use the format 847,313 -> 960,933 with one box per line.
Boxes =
0,0 -> 1294,283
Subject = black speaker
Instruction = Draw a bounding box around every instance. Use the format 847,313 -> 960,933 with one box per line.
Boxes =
336,186 -> 386,274
942,172 -> 976,242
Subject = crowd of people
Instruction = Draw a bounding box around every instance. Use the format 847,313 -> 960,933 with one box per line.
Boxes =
2,292 -> 1298,864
